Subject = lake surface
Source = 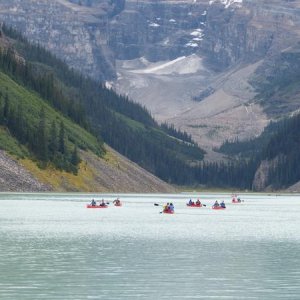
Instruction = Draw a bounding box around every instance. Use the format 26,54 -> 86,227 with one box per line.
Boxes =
0,193 -> 300,299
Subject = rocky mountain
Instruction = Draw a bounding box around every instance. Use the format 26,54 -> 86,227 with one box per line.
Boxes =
0,28 -> 177,192
1,0 -> 300,190
114,0 -> 300,158
0,0 -> 116,80
2,0 -> 299,160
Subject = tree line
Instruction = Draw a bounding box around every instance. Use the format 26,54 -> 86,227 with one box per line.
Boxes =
161,122 -> 195,145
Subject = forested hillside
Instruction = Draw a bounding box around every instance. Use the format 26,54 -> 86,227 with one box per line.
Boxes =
214,46 -> 300,190
5,24 -> 300,191
0,25 -> 207,185
216,113 -> 300,190
0,55 -> 104,175
261,115 -> 300,189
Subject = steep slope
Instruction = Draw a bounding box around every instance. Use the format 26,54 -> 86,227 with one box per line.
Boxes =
0,26 -> 205,188
215,110 -> 300,191
0,40 -> 175,192
2,0 -> 300,158
0,0 -> 116,80
2,1 -> 300,190
114,0 -> 300,154
0,145 -> 176,192
253,114 -> 300,191
0,149 -> 49,192
251,46 -> 300,116
2,0 -> 298,156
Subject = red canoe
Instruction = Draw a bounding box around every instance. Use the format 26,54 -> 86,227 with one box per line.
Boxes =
232,200 -> 242,204
114,203 -> 122,207
186,203 -> 202,207
163,210 -> 175,214
86,205 -> 108,208
212,206 -> 226,210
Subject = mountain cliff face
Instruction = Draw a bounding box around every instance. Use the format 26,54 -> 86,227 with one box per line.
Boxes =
0,0 -> 116,80
1,0 -> 300,158
0,0 -> 263,78
109,0 -> 207,62
0,0 -> 297,71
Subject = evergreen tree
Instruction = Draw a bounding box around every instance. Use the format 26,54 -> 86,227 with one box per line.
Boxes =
49,121 -> 58,158
71,144 -> 80,166
0,95 -> 3,124
15,103 -> 26,143
36,107 -> 48,162
59,121 -> 65,154
3,93 -> 9,125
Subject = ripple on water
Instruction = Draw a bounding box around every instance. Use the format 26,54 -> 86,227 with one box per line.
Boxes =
0,194 -> 300,299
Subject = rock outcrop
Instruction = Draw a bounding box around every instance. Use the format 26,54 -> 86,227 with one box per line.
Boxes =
1,0 -> 299,84
0,150 -> 50,192
0,0 -> 254,79
252,159 -> 272,192
0,0 -> 116,80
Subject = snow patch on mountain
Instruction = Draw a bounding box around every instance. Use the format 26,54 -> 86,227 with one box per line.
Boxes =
190,29 -> 204,38
209,0 -> 243,9
186,28 -> 204,46
149,22 -> 160,27
186,42 -> 199,47
130,54 -> 204,75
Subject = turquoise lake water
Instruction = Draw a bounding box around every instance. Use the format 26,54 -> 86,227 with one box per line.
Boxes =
0,193 -> 300,299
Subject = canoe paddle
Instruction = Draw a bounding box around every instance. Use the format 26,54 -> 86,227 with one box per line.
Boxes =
155,203 -> 207,207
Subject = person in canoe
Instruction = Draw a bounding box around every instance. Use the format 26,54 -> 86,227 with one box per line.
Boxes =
188,199 -> 194,205
163,203 -> 174,213
163,203 -> 170,211
113,198 -> 121,206
213,200 -> 219,207
220,201 -> 226,208
90,199 -> 97,206
100,199 -> 106,207
169,203 -> 175,212
196,199 -> 201,205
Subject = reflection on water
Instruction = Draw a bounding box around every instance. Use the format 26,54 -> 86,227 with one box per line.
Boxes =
0,193 -> 300,299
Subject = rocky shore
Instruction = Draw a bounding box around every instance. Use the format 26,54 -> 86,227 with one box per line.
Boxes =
0,150 -> 50,192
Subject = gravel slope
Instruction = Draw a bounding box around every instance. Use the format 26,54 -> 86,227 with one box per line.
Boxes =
0,147 -> 176,193
0,150 -> 50,192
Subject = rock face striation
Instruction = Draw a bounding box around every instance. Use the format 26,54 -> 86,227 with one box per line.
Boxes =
7,1 -> 298,69
2,0 -> 291,79
0,0 -> 117,80
1,0 -> 300,154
